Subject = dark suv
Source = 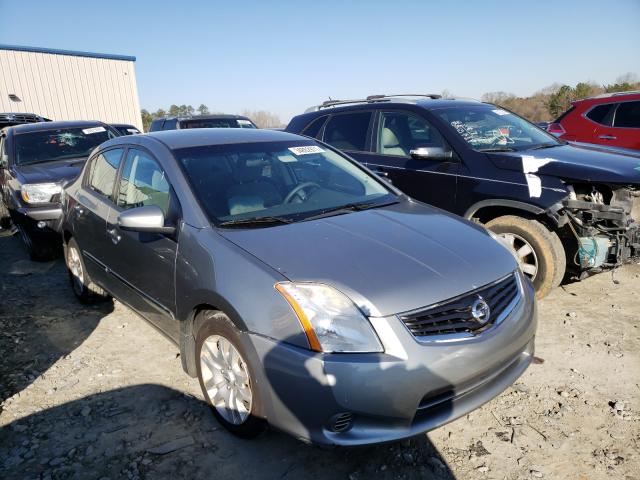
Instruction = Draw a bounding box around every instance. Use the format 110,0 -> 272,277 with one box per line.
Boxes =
149,114 -> 257,132
286,95 -> 640,297
0,120 -> 119,259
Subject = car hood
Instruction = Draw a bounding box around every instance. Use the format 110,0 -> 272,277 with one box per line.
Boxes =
487,144 -> 640,185
219,201 -> 518,317
14,157 -> 86,185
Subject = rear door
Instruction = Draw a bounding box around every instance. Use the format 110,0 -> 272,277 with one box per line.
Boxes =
358,110 -> 459,210
590,101 -> 640,150
72,148 -> 125,288
320,111 -> 374,165
103,148 -> 180,339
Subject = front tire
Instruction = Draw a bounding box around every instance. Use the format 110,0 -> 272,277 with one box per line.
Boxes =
486,215 -> 566,299
195,311 -> 266,438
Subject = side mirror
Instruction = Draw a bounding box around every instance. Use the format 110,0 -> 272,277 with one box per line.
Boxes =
118,205 -> 175,235
410,147 -> 453,161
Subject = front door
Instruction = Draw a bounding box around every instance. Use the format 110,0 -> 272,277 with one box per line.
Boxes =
359,111 -> 458,211
72,148 -> 124,288
104,148 -> 179,340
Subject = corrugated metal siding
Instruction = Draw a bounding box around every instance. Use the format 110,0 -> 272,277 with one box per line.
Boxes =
0,49 -> 142,130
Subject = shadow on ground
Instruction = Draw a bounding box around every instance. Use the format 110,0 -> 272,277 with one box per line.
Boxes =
0,235 -> 113,410
1,384 -> 455,479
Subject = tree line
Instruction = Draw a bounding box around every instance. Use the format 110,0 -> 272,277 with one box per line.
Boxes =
140,105 -> 283,131
479,73 -> 639,122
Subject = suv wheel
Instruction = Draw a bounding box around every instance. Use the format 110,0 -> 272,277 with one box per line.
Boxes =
486,215 -> 566,299
66,238 -> 109,303
16,222 -> 55,261
195,311 -> 266,438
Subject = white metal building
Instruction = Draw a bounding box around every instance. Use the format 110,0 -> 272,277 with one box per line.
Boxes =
0,44 -> 142,130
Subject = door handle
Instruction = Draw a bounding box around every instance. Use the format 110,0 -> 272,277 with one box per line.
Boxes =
598,135 -> 617,140
107,228 -> 121,245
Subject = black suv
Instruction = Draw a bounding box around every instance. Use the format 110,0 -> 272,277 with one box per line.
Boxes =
286,95 -> 640,297
0,120 -> 119,259
0,112 -> 49,129
149,114 -> 257,132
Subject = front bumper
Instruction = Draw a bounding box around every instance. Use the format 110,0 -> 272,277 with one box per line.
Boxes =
249,278 -> 537,446
15,205 -> 63,232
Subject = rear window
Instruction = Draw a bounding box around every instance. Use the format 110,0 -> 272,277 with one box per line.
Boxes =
554,106 -> 575,123
301,116 -> 327,138
585,104 -> 615,126
179,118 -> 256,129
87,148 -> 124,200
14,127 -> 117,165
323,112 -> 372,151
614,101 -> 640,128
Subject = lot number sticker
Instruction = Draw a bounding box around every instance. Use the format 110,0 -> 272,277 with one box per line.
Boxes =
288,146 -> 325,156
492,109 -> 510,116
82,126 -> 106,134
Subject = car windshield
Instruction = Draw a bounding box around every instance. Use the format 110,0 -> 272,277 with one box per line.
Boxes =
175,140 -> 396,225
14,127 -> 117,165
435,105 -> 561,151
180,118 -> 256,129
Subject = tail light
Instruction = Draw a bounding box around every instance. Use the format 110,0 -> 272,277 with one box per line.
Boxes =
547,123 -> 566,135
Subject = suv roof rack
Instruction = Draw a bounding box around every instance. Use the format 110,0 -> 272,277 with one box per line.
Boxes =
308,94 -> 443,112
589,90 -> 640,100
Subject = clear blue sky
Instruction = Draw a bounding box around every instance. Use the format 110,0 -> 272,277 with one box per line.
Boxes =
1,0 -> 639,122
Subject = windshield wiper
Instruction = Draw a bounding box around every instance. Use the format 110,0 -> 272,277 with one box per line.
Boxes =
477,147 -> 517,152
304,199 -> 400,221
530,143 -> 561,150
217,216 -> 293,228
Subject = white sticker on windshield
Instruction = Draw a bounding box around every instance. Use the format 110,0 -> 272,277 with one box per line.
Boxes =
82,126 -> 106,134
492,109 -> 510,116
288,146 -> 325,156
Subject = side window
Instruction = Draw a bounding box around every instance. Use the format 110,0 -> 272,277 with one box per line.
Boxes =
585,104 -> 615,126
87,148 -> 124,200
614,101 -> 640,128
117,149 -> 171,215
163,119 -> 178,130
301,116 -> 327,138
377,112 -> 446,157
323,112 -> 372,151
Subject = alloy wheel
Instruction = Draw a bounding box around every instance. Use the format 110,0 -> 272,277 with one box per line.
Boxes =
67,245 -> 85,296
498,232 -> 538,280
200,335 -> 252,425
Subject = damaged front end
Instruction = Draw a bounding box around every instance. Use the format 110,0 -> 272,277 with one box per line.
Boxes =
556,183 -> 640,277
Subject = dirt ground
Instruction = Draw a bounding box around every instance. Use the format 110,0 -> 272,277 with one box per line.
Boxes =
0,232 -> 638,480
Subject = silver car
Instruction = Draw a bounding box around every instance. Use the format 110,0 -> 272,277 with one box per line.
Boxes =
61,129 -> 536,446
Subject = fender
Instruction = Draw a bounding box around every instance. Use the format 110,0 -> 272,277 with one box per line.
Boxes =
462,199 -> 570,229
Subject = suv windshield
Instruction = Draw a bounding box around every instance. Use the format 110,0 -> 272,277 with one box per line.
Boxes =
435,105 -> 561,151
180,118 -> 256,129
175,140 -> 395,225
14,126 -> 117,165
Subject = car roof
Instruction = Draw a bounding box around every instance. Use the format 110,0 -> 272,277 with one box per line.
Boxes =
111,123 -> 138,128
156,114 -> 251,121
109,128 -> 307,150
574,91 -> 640,105
7,120 -> 108,134
301,97 -> 483,116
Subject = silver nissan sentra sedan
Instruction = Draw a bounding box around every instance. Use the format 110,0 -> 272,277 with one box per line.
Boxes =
61,128 -> 536,446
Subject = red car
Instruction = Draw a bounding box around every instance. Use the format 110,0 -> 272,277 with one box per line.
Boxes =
547,92 -> 640,151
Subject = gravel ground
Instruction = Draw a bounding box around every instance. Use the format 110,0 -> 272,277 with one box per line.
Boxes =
0,233 -> 638,480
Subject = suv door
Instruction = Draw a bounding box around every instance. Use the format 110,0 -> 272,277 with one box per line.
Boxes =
358,110 -> 458,210
104,148 -> 180,339
590,101 -> 640,150
321,111 -> 373,164
72,148 -> 125,287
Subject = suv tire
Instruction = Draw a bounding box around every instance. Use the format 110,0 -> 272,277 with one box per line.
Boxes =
195,310 -> 266,439
16,221 -> 56,261
486,215 -> 566,299
66,237 -> 110,303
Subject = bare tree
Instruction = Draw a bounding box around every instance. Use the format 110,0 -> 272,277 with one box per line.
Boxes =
242,110 -> 283,128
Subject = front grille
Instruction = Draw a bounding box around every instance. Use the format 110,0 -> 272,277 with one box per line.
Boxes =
400,273 -> 520,338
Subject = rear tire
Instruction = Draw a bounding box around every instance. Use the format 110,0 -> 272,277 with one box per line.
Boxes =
195,310 -> 266,439
486,215 -> 566,299
66,237 -> 110,304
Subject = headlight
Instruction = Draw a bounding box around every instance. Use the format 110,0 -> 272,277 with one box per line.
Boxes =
21,183 -> 61,204
275,282 -> 383,353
